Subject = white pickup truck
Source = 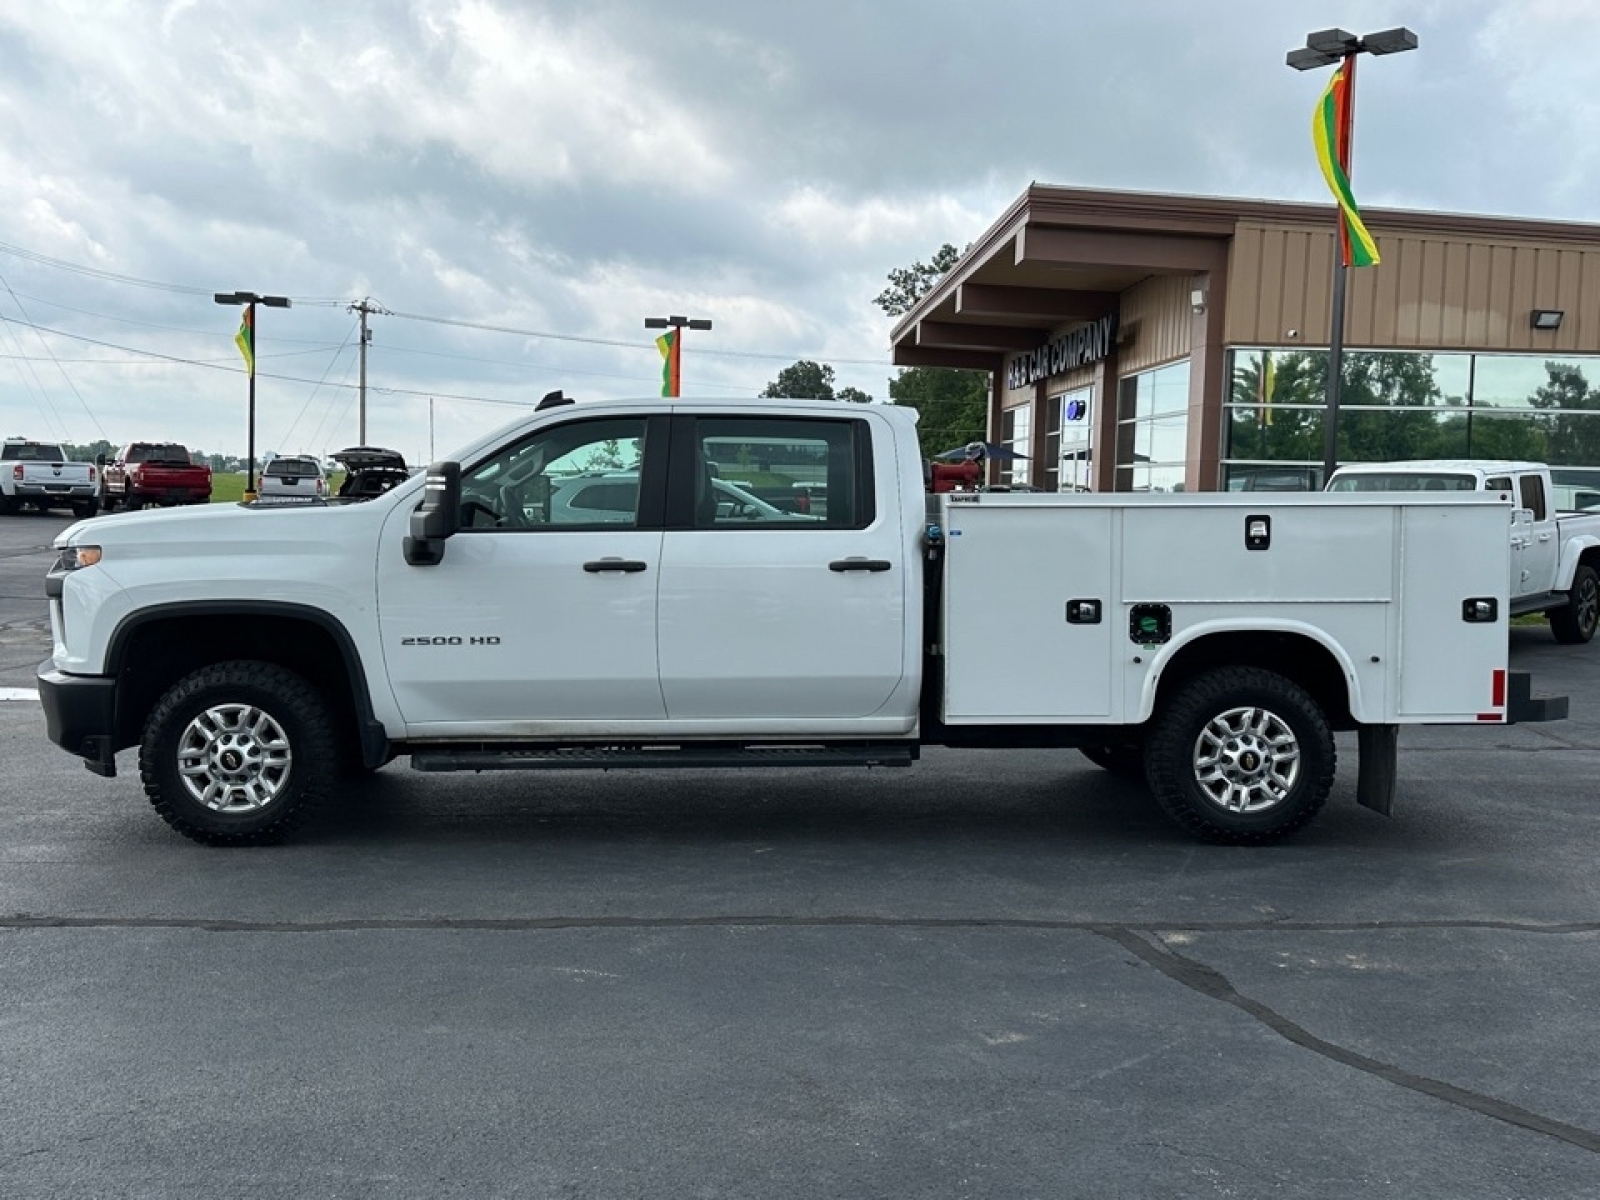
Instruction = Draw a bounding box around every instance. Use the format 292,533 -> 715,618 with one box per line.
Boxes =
1,438 -> 99,518
39,398 -> 1564,848
1327,459 -> 1600,644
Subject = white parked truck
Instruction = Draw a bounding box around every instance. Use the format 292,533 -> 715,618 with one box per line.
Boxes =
1327,459 -> 1600,644
1,438 -> 98,518
39,398 -> 1565,847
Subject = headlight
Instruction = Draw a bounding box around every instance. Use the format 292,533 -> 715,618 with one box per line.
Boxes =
54,545 -> 103,571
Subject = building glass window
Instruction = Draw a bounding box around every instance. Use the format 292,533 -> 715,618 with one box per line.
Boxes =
1001,404 -> 1032,487
1220,349 -> 1600,490
1116,361 -> 1189,491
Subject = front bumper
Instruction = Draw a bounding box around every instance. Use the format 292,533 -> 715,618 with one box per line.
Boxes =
37,661 -> 119,777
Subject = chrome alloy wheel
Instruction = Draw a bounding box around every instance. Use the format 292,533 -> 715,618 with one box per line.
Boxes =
175,703 -> 294,813
1191,705 -> 1301,814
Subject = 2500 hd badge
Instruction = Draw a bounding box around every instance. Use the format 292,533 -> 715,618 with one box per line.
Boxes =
400,635 -> 502,646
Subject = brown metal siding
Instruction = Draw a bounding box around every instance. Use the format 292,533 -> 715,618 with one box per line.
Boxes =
1226,221 -> 1600,352
1117,274 -> 1192,373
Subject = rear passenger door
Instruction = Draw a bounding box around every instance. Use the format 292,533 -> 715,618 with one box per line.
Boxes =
655,413 -> 906,720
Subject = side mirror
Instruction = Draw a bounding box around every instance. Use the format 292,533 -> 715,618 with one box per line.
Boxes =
404,461 -> 461,566
95,453 -> 106,466
1511,507 -> 1535,526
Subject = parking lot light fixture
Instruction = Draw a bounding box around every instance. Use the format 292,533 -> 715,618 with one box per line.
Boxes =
213,291 -> 292,499
1286,26 -> 1418,486
645,315 -> 713,397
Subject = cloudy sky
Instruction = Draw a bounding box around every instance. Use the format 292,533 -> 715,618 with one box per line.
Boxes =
2,0 -> 1596,464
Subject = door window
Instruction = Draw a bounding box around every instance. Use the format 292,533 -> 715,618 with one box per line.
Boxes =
458,417 -> 654,530
1518,474 -> 1547,521
683,417 -> 871,529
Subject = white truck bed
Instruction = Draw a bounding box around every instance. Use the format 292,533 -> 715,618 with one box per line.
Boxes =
938,491 -> 1511,726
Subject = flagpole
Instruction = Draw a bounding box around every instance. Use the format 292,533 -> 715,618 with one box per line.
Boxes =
1322,51 -> 1357,488
245,301 -> 258,499
1288,26 -> 1417,486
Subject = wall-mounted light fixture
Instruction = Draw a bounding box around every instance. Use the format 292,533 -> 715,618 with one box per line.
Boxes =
1531,309 -> 1565,331
1190,287 -> 1207,314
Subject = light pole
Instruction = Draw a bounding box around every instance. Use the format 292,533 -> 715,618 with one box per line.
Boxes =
1287,26 -> 1417,485
214,290 -> 291,499
645,314 -> 712,397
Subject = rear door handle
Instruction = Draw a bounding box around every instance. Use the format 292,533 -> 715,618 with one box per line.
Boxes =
583,558 -> 648,573
829,558 -> 892,572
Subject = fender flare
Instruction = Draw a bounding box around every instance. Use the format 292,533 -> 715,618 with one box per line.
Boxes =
105,600 -> 389,767
1133,618 -> 1368,724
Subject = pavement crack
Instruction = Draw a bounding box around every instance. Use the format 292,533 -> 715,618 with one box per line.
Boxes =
1095,926 -> 1600,1156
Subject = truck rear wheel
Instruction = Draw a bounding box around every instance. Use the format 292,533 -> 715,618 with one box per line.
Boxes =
1144,667 -> 1334,844
1550,564 -> 1599,645
139,661 -> 335,846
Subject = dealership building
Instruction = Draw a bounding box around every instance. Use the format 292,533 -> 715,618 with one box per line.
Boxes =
888,185 -> 1600,492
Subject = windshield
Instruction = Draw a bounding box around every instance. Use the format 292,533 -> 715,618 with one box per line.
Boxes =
1,443 -> 67,461
1327,472 -> 1478,493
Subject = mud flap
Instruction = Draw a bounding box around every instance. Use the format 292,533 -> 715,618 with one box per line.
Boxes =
1356,724 -> 1398,816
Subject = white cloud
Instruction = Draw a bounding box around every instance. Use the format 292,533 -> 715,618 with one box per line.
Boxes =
0,0 -> 1597,456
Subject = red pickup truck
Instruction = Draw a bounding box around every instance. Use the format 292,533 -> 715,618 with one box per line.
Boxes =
99,442 -> 212,510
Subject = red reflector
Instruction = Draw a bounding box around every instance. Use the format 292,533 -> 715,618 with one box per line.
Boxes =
1492,669 -> 1506,707
1476,712 -> 1503,722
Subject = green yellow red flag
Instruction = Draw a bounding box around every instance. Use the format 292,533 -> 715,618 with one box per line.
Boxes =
234,307 -> 255,378
1312,67 -> 1381,268
656,329 -> 679,397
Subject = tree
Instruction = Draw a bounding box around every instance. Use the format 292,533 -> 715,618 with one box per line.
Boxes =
762,360 -> 839,400
874,243 -> 964,318
889,367 -> 988,457
874,244 -> 988,461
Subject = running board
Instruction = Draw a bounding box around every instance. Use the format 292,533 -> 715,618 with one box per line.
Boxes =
409,742 -> 919,772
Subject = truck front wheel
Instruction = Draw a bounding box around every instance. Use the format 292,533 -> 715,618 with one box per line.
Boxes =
1144,667 -> 1335,844
1550,564 -> 1599,645
139,661 -> 335,846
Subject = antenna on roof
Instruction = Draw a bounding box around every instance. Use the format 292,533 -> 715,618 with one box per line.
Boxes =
536,389 -> 574,412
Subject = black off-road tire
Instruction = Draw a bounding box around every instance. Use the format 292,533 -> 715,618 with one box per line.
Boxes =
1080,745 -> 1145,778
1550,564 -> 1600,645
139,661 -> 336,846
72,499 -> 99,519
1144,667 -> 1335,845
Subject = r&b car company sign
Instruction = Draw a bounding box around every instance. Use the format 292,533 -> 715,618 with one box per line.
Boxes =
1006,314 -> 1118,390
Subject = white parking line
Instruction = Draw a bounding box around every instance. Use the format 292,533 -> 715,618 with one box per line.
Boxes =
0,688 -> 40,702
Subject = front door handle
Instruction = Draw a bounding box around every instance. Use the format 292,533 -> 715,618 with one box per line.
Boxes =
583,558 -> 648,573
829,558 -> 892,572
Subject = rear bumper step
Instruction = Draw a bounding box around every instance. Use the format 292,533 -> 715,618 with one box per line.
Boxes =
410,742 -> 919,772
1507,671 -> 1569,723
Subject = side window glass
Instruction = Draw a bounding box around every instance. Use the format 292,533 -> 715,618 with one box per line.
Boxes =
459,417 -> 648,530
690,416 -> 870,530
1518,474 -> 1546,521
1484,476 -> 1513,494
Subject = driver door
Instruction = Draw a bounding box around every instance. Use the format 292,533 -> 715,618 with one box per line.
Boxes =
377,414 -> 670,730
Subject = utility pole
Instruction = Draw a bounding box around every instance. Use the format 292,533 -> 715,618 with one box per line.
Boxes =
348,298 -> 390,445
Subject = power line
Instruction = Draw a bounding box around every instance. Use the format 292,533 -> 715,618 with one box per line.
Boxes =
385,308 -> 892,366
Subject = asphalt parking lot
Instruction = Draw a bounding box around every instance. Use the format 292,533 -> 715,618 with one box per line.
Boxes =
2,511 -> 1598,1198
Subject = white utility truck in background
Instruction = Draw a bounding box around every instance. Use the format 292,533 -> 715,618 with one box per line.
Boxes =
1327,459 -> 1600,644
40,397 -> 1564,848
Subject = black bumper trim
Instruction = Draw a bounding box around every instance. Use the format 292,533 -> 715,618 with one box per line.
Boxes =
36,662 -> 119,777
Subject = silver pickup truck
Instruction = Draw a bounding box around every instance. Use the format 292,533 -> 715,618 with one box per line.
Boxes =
1328,459 -> 1600,644
0,439 -> 99,518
